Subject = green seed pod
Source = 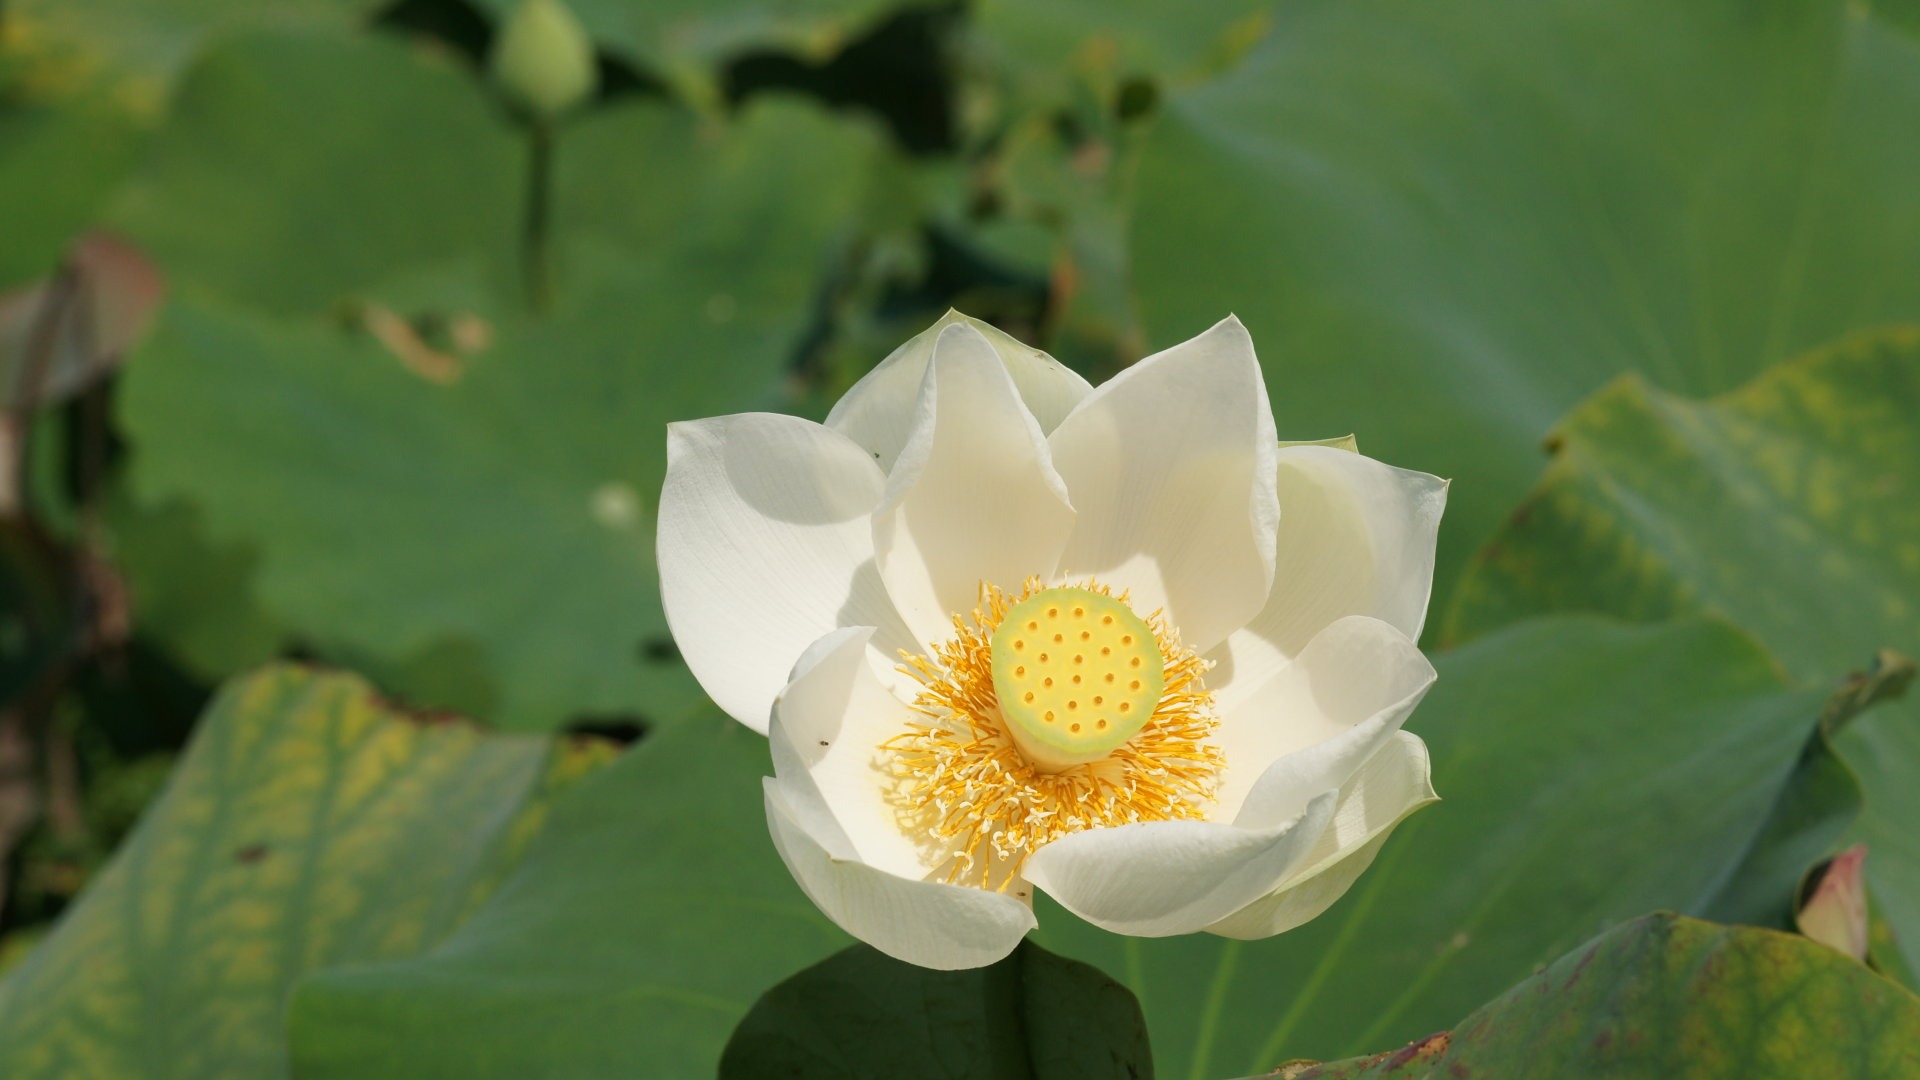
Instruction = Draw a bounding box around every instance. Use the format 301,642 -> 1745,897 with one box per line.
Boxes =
489,0 -> 598,122
990,587 -> 1166,771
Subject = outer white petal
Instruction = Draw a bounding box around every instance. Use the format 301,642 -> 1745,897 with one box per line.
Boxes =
871,324 -> 1076,645
658,414 -> 913,733
1206,732 -> 1436,939
768,627 -> 929,879
1048,316 -> 1279,652
827,310 -> 1093,471
1023,792 -> 1336,938
764,781 -> 1036,970
1216,446 -> 1447,685
1211,615 -> 1437,824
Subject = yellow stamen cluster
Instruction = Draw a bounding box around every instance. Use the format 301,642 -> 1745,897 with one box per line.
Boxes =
884,577 -> 1223,891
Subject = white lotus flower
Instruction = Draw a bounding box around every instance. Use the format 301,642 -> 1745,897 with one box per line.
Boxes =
659,312 -> 1446,970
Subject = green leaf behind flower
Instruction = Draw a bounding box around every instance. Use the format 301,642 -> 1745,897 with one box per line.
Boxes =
0,90 -> 142,290
1446,330 -> 1920,973
1129,0 -> 1920,615
1037,617 -> 1843,1078
111,29 -> 886,730
107,30 -> 524,317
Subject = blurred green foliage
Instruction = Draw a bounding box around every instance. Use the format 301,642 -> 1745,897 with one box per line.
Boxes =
0,0 -> 1917,1075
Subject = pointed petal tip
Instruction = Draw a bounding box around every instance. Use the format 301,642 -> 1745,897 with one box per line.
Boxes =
1208,312 -> 1253,343
932,320 -> 992,351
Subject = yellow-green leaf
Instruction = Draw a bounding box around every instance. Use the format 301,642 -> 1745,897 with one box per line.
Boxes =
1446,329 -> 1920,973
1295,914 -> 1920,1080
0,664 -> 607,1079
287,711 -> 846,1078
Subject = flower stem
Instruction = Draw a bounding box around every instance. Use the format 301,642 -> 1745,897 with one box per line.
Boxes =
522,120 -> 554,313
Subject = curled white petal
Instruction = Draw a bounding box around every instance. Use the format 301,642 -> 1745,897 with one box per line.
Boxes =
1212,615 -> 1437,825
1023,791 -> 1335,937
657,414 -> 912,733
1218,446 -> 1447,685
871,324 -> 1076,646
768,627 -> 928,879
827,310 -> 1092,471
764,780 -> 1036,970
1207,732 -> 1436,940
1048,316 -> 1279,652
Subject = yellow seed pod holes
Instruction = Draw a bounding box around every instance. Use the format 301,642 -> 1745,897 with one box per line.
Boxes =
989,586 -> 1165,771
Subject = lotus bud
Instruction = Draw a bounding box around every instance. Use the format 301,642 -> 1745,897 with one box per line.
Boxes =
1796,844 -> 1870,962
489,0 -> 597,122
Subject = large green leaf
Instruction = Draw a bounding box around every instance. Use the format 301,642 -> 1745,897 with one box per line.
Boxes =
114,270 -> 684,731
113,30 -> 885,730
1882,0 -> 1920,41
0,663 -> 604,1079
1296,914 -> 1920,1079
107,30 -> 524,317
1443,332 -> 1919,673
1446,330 -> 1920,971
287,712 -> 848,1078
721,940 -> 1153,1080
1034,617 -> 1847,1079
102,495 -> 284,682
0,90 -> 142,290
1128,0 -> 1920,614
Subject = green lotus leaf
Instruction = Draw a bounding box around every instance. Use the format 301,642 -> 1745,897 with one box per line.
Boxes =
1448,329 -> 1920,975
0,663 -> 609,1078
1129,0 -> 1920,615
720,939 -> 1152,1080
1294,914 -> 1920,1080
287,711 -> 845,1078
111,29 -> 884,730
1035,617 -> 1857,1077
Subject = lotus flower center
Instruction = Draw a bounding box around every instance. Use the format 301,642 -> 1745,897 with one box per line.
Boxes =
989,587 -> 1165,771
886,576 -> 1222,890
